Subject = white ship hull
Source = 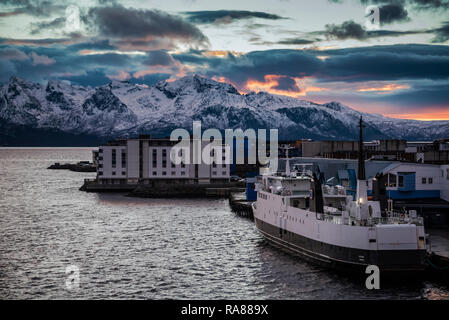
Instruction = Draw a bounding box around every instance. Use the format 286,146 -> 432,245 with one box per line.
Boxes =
253,190 -> 427,273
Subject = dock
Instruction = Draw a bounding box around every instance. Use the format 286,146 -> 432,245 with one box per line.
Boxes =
48,162 -> 96,172
229,192 -> 254,220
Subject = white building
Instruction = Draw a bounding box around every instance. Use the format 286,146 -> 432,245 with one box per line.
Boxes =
96,137 -> 230,185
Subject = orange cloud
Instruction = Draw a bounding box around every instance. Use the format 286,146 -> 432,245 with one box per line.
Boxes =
213,75 -> 328,98
384,109 -> 449,121
245,75 -> 302,98
357,83 -> 410,94
203,50 -> 243,57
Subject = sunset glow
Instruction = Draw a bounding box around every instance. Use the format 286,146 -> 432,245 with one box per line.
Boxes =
357,83 -> 411,94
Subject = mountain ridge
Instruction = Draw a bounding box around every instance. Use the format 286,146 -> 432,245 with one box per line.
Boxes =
1,75 -> 448,146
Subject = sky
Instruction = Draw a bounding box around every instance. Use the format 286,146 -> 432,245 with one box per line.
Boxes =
0,0 -> 448,120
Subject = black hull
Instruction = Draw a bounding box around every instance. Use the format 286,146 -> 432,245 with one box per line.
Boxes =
254,217 -> 426,275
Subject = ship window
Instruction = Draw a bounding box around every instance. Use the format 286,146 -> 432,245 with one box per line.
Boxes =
398,175 -> 404,187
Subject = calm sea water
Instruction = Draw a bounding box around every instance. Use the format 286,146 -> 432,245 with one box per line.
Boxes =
0,148 -> 448,299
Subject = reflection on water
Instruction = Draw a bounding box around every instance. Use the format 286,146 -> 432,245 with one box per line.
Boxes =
0,148 -> 448,299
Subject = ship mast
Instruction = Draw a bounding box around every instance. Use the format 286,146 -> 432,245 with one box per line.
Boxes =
356,116 -> 368,205
358,116 -> 366,180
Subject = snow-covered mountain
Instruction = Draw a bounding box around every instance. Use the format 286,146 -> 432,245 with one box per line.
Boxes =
1,75 -> 448,145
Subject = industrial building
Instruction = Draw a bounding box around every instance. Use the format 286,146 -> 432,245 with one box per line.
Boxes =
300,139 -> 449,164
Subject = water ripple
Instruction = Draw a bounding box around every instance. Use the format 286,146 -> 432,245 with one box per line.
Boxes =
0,148 -> 448,299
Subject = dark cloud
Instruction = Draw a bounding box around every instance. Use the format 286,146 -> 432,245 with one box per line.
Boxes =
324,20 -> 367,39
66,40 -> 115,51
172,44 -> 449,89
183,10 -> 286,24
432,21 -> 449,42
322,20 -> 429,40
272,76 -> 301,92
321,44 -> 449,82
0,36 -> 77,46
85,5 -> 209,49
348,0 -> 449,10
29,17 -> 66,35
379,3 -> 409,24
174,49 -> 323,87
276,38 -> 317,45
371,81 -> 449,108
0,48 -> 29,60
367,29 -> 430,36
0,0 -> 65,17
142,51 -> 175,66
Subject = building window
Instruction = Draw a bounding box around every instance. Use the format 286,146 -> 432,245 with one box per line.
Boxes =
162,172 -> 167,176
222,171 -> 227,175
112,149 -> 116,168
152,149 -> 157,167
98,164 -> 103,168
181,162 -> 185,168
152,171 -> 157,175
181,172 -> 185,176
212,162 -> 216,168
447,168 -> 449,179
98,172 -> 103,176
162,160 -> 167,168
112,171 -> 116,176
222,164 -> 226,168
171,171 -> 176,175
212,171 -> 217,176
122,171 -> 126,176
422,177 -> 427,184
162,149 -> 167,158
429,177 -> 433,184
171,162 -> 175,168
121,151 -> 126,168
398,175 -> 404,188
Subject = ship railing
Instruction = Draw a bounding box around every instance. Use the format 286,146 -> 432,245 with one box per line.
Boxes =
316,213 -> 424,226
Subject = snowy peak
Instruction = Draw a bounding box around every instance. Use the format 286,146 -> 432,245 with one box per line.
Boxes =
0,75 -> 449,142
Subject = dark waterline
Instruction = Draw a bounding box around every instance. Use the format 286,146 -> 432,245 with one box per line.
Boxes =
0,148 -> 448,299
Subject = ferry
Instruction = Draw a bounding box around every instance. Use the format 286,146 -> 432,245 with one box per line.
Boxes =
252,117 -> 427,273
